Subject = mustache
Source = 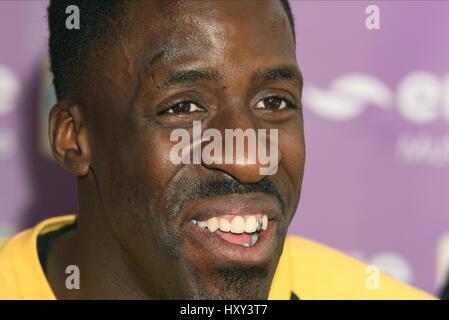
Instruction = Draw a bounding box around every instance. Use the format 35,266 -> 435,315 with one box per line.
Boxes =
167,175 -> 286,218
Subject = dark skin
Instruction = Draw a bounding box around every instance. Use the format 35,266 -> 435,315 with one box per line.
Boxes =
46,0 -> 305,299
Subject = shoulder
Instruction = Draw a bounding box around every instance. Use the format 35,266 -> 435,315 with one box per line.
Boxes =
0,234 -> 24,299
0,215 -> 76,300
283,235 -> 436,299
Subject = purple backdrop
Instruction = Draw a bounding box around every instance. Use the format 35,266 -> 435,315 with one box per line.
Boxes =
0,1 -> 448,295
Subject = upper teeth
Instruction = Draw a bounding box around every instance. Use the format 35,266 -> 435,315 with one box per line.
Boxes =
191,214 -> 268,233
219,219 -> 231,232
197,221 -> 207,228
244,216 -> 258,233
206,217 -> 219,232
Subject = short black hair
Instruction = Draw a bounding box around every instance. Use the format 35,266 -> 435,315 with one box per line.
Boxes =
48,0 -> 296,101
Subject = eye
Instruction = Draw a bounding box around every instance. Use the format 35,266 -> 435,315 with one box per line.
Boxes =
166,101 -> 205,115
254,96 -> 295,111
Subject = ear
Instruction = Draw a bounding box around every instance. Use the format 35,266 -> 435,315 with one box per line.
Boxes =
48,101 -> 90,176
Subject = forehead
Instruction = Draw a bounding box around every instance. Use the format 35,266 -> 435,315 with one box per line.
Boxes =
94,0 -> 298,106
123,0 -> 296,69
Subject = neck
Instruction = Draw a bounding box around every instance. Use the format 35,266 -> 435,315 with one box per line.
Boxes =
46,179 -> 159,299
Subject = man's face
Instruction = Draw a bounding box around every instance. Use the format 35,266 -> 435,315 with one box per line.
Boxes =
86,0 -> 304,299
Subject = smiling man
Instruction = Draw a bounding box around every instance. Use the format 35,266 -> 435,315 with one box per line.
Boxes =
0,0 -> 435,300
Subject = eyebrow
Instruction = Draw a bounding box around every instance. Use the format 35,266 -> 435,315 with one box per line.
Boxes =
164,68 -> 222,87
160,66 -> 302,89
251,66 -> 303,85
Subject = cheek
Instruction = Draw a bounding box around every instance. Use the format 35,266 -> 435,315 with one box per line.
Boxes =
126,129 -> 179,209
106,129 -> 182,251
278,122 -> 305,190
275,124 -> 304,226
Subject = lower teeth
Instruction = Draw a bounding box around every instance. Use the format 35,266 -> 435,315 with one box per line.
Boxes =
241,233 -> 259,248
250,233 -> 258,246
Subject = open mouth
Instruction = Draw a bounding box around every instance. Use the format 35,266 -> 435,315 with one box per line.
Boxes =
189,214 -> 268,247
180,194 -> 281,264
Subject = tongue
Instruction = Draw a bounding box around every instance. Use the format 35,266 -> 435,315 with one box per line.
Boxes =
216,230 -> 252,245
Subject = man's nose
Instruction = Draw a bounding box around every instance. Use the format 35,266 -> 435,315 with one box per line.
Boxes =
201,111 -> 268,184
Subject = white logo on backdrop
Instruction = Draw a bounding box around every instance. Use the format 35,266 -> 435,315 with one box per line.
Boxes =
303,73 -> 392,121
396,133 -> 449,167
0,64 -> 20,160
0,64 -> 20,117
303,71 -> 449,166
304,71 -> 449,123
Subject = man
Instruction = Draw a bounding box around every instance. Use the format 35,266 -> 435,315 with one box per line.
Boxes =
0,0 -> 434,299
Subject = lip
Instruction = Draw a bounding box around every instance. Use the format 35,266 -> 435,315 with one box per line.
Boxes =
180,193 -> 282,226
185,218 -> 278,265
180,193 -> 282,265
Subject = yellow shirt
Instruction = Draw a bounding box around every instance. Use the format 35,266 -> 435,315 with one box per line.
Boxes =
0,215 -> 436,300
